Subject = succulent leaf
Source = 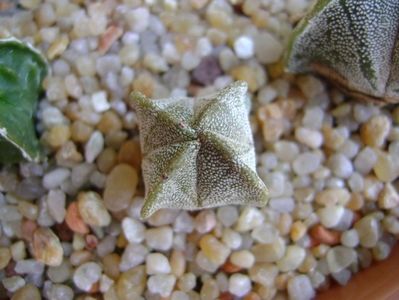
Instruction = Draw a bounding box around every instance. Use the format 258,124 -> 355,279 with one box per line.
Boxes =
130,81 -> 268,218
286,0 -> 399,104
0,37 -> 47,163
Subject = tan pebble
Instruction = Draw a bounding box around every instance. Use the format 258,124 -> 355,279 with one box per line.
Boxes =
170,250 -> 186,277
70,250 -> 93,266
257,104 -> 285,143
117,140 -> 142,171
46,124 -> 71,148
373,152 -> 399,182
65,202 -> 90,235
103,253 -> 121,280
199,234 -> 230,266
104,164 -> 139,212
360,115 -> 391,148
47,35 -> 69,59
32,228 -> 63,266
11,284 -> 40,300
190,0 -> 209,9
98,25 -> 123,54
230,65 -> 263,92
97,148 -> 117,174
116,233 -> 128,248
116,265 -> 147,300
0,247 -> 11,269
132,73 -> 155,97
17,200 -> 38,220
347,192 -> 365,211
378,183 -> 399,209
315,188 -> 350,206
71,121 -> 94,143
56,141 -> 83,167
97,111 -> 123,135
322,126 -> 345,150
290,221 -> 307,242
21,219 -> 38,242
77,191 -> 111,227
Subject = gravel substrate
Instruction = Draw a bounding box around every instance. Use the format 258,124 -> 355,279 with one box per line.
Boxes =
0,0 -> 399,299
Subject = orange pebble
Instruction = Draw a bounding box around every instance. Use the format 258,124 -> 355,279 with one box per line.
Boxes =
221,260 -> 242,273
219,292 -> 234,300
65,202 -> 89,234
310,224 -> 341,246
244,292 -> 262,300
21,219 -> 38,242
98,25 -> 123,54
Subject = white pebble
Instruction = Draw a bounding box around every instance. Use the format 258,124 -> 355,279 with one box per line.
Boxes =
126,7 -> 150,32
295,127 -> 323,149
354,147 -> 377,174
269,197 -> 295,213
230,250 -> 255,269
293,152 -> 322,175
341,229 -> 360,247
228,274 -> 251,297
326,246 -> 356,273
233,35 -> 254,59
287,275 -> 315,300
328,154 -> 354,179
255,32 -> 283,64
317,205 -> 345,228
91,91 -> 110,113
235,207 -> 264,232
85,131 -> 104,163
146,253 -> 171,274
122,217 -> 145,244
73,262 -> 102,292
277,245 -> 306,272
147,274 -> 176,298
217,206 -> 238,227
119,243 -> 148,272
145,226 -> 173,251
43,168 -> 70,190
46,189 -> 66,223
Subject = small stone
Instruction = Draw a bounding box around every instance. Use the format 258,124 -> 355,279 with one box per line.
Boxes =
200,279 -> 219,300
354,216 -> 381,248
255,32 -> 283,64
194,210 -> 216,233
328,154 -> 354,179
222,228 -> 242,250
116,265 -> 146,300
65,202 -> 89,234
174,211 -> 195,233
192,56 -> 222,85
290,221 -> 307,242
236,207 -> 264,232
10,241 -> 26,261
317,206 -> 345,228
269,197 -> 295,213
2,276 -> 25,293
32,228 -> 63,267
85,131 -> 104,163
104,164 -> 139,212
145,226 -> 173,251
287,275 -> 315,300
322,126 -> 346,151
0,247 -> 11,269
372,241 -> 391,261
293,152 -> 322,175
378,183 -> 399,209
122,217 -> 145,243
147,274 -> 176,298
73,262 -> 102,292
126,7 -> 150,32
42,168 -> 70,190
234,36 -> 254,59
199,235 -> 231,266
12,284 -> 41,300
295,127 -> 323,148
315,188 -> 351,206
326,246 -> 357,273
119,244 -> 148,272
46,125 -> 71,148
251,223 -> 278,244
228,274 -> 251,297
360,115 -> 391,148
91,91 -> 110,113
14,259 -> 44,274
274,141 -> 300,162
230,250 -> 255,269
373,153 -> 399,182
341,229 -> 360,248
77,191 -> 111,227
146,253 -> 171,275
47,260 -> 72,283
251,237 -> 286,263
47,35 -> 69,59
277,245 -> 306,272
48,284 -> 74,300
354,147 -> 377,175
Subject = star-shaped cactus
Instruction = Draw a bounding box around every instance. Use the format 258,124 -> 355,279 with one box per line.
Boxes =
286,0 -> 399,104
130,81 -> 268,218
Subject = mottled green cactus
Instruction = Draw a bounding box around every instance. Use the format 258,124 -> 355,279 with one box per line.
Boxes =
130,81 -> 268,218
286,0 -> 399,104
0,37 -> 47,163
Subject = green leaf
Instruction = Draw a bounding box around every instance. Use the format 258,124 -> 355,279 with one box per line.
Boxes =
130,81 -> 268,218
0,37 -> 48,163
285,0 -> 399,104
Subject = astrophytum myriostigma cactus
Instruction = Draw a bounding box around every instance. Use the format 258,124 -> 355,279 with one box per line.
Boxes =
286,0 -> 399,104
0,37 -> 47,163
130,81 -> 268,218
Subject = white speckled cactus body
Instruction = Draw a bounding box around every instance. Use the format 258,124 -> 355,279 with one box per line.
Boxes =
130,82 -> 268,218
286,0 -> 399,104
